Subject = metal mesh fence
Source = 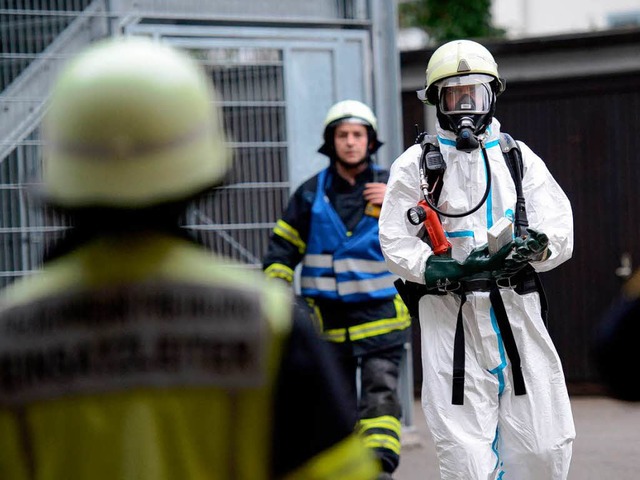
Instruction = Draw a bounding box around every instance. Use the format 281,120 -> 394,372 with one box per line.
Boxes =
1,1 -> 92,90
0,1 -> 367,285
183,49 -> 288,265
1,1 -> 110,287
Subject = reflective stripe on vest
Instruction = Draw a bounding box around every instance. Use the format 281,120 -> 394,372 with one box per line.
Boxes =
334,258 -> 391,274
321,295 -> 411,343
300,168 -> 395,303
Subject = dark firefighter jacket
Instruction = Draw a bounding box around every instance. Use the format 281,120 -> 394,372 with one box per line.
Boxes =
263,164 -> 410,357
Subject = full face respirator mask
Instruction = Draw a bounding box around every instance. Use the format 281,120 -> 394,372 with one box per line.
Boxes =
436,74 -> 495,152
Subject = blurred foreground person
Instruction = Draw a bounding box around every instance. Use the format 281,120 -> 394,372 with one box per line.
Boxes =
593,270 -> 640,402
0,37 -> 378,480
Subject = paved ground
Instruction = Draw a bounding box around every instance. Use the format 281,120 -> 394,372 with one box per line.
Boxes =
396,396 -> 640,479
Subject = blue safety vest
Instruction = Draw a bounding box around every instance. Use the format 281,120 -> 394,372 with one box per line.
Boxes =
300,168 -> 397,303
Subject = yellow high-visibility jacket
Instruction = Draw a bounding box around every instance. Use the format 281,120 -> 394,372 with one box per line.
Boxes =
0,233 -> 378,480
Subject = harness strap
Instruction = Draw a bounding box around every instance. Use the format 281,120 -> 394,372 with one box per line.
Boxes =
489,285 -> 527,396
451,285 -> 527,405
452,292 -> 467,405
515,265 -> 549,328
499,133 -> 529,237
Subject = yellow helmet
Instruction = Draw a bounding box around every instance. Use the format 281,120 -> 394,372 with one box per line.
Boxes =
42,37 -> 230,209
417,39 -> 505,106
318,100 -> 383,156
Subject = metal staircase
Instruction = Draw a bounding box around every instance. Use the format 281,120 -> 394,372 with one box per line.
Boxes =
1,0 -> 108,163
0,1 -> 108,286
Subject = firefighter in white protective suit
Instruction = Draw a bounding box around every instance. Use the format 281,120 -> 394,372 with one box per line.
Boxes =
378,39 -> 575,479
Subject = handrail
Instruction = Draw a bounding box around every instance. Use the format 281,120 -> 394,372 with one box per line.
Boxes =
0,0 -> 109,163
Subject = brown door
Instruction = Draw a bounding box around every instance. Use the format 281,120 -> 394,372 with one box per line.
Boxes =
496,73 -> 640,390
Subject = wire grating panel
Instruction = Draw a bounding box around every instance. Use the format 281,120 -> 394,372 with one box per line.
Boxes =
1,1 -> 109,287
0,0 -> 375,283
0,1 -> 96,90
0,130 -> 69,288
182,47 -> 289,267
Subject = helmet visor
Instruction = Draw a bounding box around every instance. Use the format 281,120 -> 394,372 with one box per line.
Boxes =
437,74 -> 493,115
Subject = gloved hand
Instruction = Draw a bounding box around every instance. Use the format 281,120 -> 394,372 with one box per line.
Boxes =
463,241 -> 515,273
496,228 -> 551,279
516,228 -> 550,262
424,255 -> 464,288
424,242 -> 514,288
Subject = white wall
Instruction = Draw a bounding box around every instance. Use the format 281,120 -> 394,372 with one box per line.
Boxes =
492,0 -> 640,38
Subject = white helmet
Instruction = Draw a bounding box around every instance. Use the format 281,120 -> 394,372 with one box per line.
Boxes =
322,100 -> 378,130
318,100 -> 383,157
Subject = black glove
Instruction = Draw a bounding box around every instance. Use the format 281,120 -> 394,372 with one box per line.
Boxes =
424,242 -> 514,288
516,228 -> 550,262
497,228 -> 551,279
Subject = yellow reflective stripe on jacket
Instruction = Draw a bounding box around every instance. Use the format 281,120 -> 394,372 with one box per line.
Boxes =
322,328 -> 347,343
359,415 -> 402,438
264,262 -> 294,283
322,317 -> 410,343
393,293 -> 410,320
348,316 -> 411,341
362,433 -> 401,455
273,219 -> 306,254
321,295 -> 411,343
282,432 -> 380,480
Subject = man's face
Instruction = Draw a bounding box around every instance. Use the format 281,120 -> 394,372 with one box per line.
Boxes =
440,83 -> 491,114
333,122 -> 369,165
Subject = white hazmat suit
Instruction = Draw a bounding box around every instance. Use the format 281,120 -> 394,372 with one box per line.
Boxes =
379,118 -> 575,479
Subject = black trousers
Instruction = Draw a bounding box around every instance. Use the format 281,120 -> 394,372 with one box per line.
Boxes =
330,343 -> 405,474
